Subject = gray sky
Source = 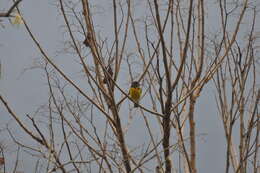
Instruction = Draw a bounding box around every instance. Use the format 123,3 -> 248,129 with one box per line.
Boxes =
1,0 -> 259,173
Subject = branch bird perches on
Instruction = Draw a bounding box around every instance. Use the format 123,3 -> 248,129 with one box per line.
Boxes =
0,0 -> 22,17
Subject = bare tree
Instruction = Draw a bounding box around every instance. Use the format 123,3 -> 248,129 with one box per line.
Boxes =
0,0 -> 259,173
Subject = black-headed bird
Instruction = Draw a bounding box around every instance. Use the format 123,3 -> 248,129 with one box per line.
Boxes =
155,166 -> 163,173
129,81 -> 142,107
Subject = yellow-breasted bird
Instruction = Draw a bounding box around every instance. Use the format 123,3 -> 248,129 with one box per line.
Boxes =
129,81 -> 142,107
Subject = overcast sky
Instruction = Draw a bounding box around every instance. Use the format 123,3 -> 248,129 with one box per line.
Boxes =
1,0 -> 259,173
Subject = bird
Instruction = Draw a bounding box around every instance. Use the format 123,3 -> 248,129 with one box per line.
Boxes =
103,65 -> 113,85
11,12 -> 23,25
155,166 -> 163,173
129,81 -> 142,107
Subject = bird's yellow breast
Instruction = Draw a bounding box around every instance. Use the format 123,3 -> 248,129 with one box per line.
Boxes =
129,87 -> 141,101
